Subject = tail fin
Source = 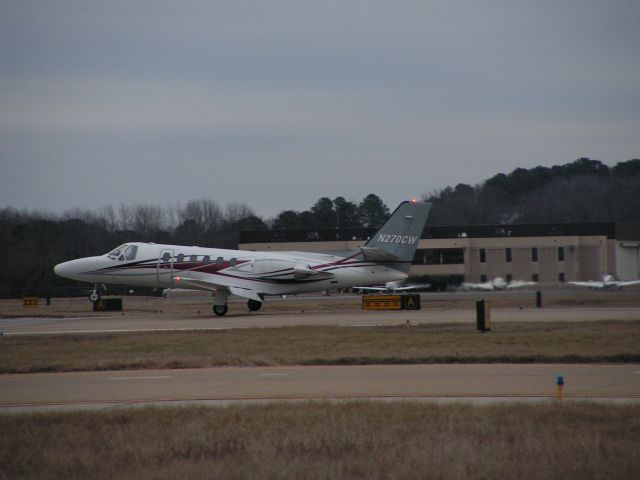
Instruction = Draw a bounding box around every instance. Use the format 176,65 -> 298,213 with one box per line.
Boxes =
361,200 -> 431,272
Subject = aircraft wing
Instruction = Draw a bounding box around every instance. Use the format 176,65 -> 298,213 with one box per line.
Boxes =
354,286 -> 387,292
461,282 -> 494,291
617,280 -> 640,287
569,281 -> 604,288
506,281 -> 537,289
354,284 -> 429,292
173,275 -> 263,302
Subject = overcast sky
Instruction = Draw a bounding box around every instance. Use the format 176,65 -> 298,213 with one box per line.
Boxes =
1,0 -> 639,219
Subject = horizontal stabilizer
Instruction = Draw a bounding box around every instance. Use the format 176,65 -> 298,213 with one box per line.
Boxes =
359,246 -> 402,263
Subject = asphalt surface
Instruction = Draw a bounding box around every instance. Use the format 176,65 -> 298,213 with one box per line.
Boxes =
2,364 -> 639,412
3,306 -> 640,335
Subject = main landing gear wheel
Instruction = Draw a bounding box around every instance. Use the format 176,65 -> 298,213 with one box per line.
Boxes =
89,290 -> 101,303
213,304 -> 228,316
247,299 -> 262,312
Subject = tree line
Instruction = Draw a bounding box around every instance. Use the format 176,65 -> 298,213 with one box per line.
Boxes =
425,158 -> 640,225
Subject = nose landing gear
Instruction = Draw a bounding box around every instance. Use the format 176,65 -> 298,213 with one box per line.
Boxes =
88,284 -> 104,303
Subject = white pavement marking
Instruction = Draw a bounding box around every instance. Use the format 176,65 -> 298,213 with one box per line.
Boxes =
109,376 -> 173,380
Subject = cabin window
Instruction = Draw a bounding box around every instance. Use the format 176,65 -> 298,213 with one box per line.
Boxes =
162,252 -> 171,262
230,258 -> 237,267
202,255 -> 210,264
177,254 -> 184,263
124,245 -> 138,260
190,254 -> 197,263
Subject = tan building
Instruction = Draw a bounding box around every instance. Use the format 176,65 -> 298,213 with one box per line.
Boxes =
239,223 -> 640,289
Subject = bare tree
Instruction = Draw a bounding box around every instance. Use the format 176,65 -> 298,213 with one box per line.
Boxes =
131,204 -> 166,238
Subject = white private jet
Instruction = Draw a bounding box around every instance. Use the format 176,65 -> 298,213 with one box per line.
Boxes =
55,200 -> 431,316
569,274 -> 640,290
460,277 -> 537,291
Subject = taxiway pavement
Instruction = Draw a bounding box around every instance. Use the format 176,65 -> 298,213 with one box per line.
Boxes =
1,364 -> 639,412
3,306 -> 640,335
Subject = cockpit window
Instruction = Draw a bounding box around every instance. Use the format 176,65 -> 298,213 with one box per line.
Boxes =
107,244 -> 128,259
124,245 -> 138,260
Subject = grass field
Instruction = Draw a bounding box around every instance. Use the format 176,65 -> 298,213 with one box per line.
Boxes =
2,321 -> 639,373
1,402 -> 639,480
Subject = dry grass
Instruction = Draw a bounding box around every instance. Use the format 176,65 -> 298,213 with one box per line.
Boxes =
1,402 -> 639,480
1,321 -> 639,373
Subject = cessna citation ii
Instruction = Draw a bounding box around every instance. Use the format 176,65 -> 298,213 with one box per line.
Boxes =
569,274 -> 640,290
54,200 -> 431,316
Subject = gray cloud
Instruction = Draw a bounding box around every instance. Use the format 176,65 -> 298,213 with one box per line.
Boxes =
1,0 -> 639,218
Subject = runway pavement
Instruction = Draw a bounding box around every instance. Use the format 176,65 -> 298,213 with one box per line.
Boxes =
1,364 -> 639,412
3,306 -> 640,335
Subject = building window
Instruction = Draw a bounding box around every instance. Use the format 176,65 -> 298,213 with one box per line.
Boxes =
558,272 -> 565,283
412,248 -> 464,265
506,274 -> 513,283
558,247 -> 565,262
480,249 -> 486,263
505,248 -> 512,263
480,274 -> 487,283
532,273 -> 539,282
531,247 -> 538,262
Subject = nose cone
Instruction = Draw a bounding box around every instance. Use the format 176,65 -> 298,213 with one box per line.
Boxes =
54,260 -> 84,280
54,260 -> 71,279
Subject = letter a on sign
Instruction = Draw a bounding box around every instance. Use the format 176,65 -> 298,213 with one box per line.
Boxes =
402,294 -> 420,310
